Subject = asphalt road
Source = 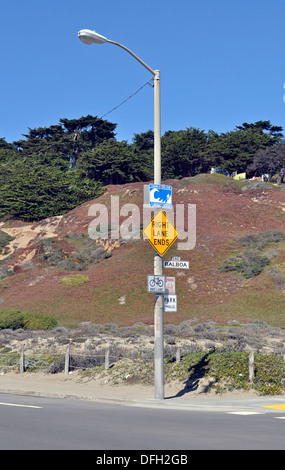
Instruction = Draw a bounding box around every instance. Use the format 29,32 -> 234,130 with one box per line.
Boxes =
0,393 -> 285,450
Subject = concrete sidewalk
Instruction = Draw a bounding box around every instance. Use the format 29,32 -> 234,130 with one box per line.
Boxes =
1,371 -> 285,414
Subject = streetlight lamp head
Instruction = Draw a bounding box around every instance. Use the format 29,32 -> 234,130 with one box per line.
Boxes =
78,29 -> 107,45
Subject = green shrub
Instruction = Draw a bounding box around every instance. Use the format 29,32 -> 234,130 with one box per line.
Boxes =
39,237 -> 55,247
0,266 -> 14,280
0,309 -> 57,330
238,230 -> 285,250
22,313 -> 57,330
43,248 -> 64,264
0,230 -> 14,251
164,350 -> 285,395
221,230 -> 285,279
60,274 -> 89,287
0,310 -> 25,330
220,249 -> 270,278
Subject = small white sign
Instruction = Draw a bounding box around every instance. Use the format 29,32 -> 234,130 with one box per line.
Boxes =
164,294 -> 177,312
149,184 -> 172,209
165,276 -> 175,294
147,275 -> 165,293
143,184 -> 172,209
163,260 -> 189,269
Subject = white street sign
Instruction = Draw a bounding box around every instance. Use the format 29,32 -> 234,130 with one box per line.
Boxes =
163,260 -> 189,269
147,275 -> 165,293
164,294 -> 177,312
165,276 -> 175,294
143,184 -> 172,209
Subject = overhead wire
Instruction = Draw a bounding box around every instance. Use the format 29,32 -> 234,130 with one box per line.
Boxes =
14,77 -> 154,158
99,77 -> 153,120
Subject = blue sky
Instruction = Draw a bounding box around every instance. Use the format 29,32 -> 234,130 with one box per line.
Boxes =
1,0 -> 285,144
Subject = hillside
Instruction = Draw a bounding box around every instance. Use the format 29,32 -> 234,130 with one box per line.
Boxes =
0,173 -> 285,328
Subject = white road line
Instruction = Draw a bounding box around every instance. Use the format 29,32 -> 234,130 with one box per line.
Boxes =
227,411 -> 264,415
275,417 -> 285,419
0,402 -> 42,409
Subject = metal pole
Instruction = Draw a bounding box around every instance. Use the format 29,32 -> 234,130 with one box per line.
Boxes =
153,70 -> 161,186
153,70 -> 164,400
79,32 -> 164,399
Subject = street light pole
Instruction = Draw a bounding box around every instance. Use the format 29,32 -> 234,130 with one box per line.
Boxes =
78,29 -> 164,399
153,69 -> 164,400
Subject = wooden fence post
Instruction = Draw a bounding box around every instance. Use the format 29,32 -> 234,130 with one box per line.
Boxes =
176,347 -> 181,364
249,351 -> 254,383
20,347 -> 25,374
65,344 -> 70,374
105,347 -> 110,370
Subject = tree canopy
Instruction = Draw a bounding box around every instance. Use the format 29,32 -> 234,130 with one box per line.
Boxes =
0,116 -> 284,221
203,121 -> 283,174
249,142 -> 285,184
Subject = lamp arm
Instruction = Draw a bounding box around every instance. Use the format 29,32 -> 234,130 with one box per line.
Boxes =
106,39 -> 155,76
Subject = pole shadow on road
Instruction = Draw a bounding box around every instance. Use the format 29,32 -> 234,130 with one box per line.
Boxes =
166,351 -> 216,399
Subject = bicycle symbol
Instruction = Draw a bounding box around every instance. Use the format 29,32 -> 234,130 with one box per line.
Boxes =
149,276 -> 164,288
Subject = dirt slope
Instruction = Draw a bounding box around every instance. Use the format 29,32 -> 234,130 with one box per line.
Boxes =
0,174 -> 285,327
